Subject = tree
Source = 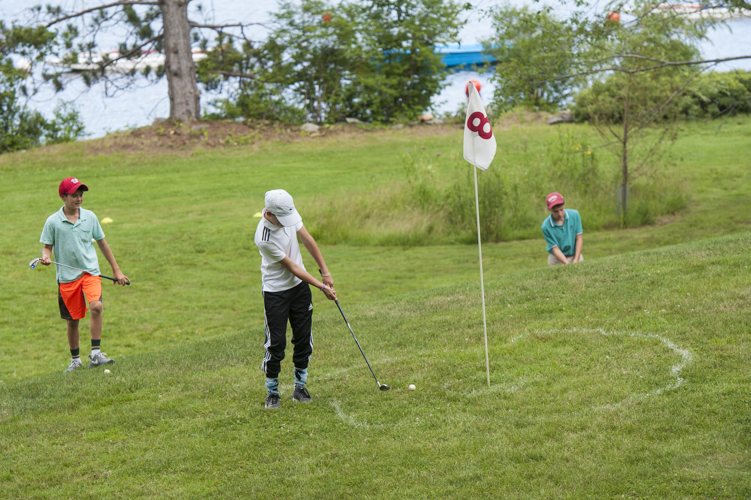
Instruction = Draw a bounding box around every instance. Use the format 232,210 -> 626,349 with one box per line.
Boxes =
198,0 -> 467,124
343,0 -> 467,122
0,22 -> 85,153
483,6 -> 582,113
483,0 -> 743,222
28,0 -> 259,121
573,0 -> 704,220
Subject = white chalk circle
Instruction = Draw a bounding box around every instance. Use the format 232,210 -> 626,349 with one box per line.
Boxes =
504,328 -> 693,413
329,328 -> 693,429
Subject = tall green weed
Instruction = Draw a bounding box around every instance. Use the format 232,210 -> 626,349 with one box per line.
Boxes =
301,130 -> 687,245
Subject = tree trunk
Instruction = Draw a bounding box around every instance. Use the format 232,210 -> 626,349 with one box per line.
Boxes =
161,0 -> 200,121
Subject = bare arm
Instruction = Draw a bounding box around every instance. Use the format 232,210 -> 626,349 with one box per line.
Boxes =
279,256 -> 337,300
297,226 -> 334,288
96,239 -> 129,285
573,234 -> 583,263
41,244 -> 53,265
551,246 -> 569,265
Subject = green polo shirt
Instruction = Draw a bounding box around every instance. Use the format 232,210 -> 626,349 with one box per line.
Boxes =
541,209 -> 583,256
40,207 -> 105,283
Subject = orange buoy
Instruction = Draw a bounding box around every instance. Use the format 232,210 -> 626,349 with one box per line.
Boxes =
465,78 -> 482,96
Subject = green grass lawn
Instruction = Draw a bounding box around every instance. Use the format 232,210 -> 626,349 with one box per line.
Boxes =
1,119 -> 749,380
1,232 -> 749,498
0,118 -> 750,497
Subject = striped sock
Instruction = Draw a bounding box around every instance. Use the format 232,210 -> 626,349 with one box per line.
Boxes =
294,367 -> 308,388
265,377 -> 279,395
70,348 -> 80,361
91,339 -> 101,356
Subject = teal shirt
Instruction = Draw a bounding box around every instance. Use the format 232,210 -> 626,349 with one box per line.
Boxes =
541,209 -> 583,256
40,207 -> 105,283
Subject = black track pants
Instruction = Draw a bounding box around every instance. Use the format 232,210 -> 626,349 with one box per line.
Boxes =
261,281 -> 313,379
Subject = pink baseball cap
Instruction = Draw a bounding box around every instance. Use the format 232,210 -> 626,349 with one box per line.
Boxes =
59,177 -> 88,196
546,192 -> 564,210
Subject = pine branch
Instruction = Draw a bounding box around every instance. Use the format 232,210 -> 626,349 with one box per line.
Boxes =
91,34 -> 162,72
46,1 -> 159,28
212,70 -> 257,79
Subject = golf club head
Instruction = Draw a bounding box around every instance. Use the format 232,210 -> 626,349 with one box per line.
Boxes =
379,384 -> 390,391
28,258 -> 40,270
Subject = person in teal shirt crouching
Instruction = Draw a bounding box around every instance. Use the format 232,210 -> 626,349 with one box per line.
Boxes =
541,192 -> 584,266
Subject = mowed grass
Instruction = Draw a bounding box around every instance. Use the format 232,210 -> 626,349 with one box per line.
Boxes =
1,119 -> 750,381
0,118 -> 749,497
1,232 -> 750,498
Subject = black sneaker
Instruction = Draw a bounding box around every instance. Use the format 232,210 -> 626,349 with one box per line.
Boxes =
265,392 -> 280,409
292,385 -> 312,403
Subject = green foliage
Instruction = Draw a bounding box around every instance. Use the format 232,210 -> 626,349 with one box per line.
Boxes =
573,1 -> 703,125
680,70 -> 751,118
482,6 -> 582,112
265,0 -> 364,124
0,97 -> 86,153
198,35 -> 305,124
341,0 -> 467,123
0,22 -> 85,153
576,70 -> 751,122
202,0 -> 466,124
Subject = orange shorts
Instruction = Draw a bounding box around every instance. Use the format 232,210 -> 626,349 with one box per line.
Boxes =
58,274 -> 102,320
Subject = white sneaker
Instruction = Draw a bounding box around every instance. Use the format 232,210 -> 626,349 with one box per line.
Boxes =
88,351 -> 114,369
64,359 -> 83,373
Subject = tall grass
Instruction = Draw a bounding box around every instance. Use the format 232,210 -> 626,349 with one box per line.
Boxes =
302,129 -> 688,245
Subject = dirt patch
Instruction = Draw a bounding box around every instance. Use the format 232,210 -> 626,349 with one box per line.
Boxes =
72,108 -> 560,157
80,119 -> 463,157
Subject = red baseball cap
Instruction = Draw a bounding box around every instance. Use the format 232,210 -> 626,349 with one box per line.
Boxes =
546,192 -> 564,210
59,177 -> 89,196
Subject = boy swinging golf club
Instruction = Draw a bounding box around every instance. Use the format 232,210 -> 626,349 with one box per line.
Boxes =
38,177 -> 130,373
254,189 -> 337,409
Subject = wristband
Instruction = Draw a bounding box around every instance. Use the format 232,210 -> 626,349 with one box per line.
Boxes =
320,285 -> 326,292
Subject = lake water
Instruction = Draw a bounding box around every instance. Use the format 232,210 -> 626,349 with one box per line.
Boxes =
3,0 -> 750,137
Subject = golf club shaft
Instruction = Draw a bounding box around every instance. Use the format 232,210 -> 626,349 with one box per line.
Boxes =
318,269 -> 384,389
335,300 -> 382,387
50,260 -> 126,284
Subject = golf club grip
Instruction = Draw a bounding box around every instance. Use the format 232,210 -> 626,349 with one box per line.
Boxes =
101,274 -> 130,285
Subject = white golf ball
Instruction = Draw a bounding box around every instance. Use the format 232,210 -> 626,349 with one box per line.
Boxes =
408,384 -> 416,391
104,369 -> 111,374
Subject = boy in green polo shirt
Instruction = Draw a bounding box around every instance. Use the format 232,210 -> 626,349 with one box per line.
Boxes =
39,177 -> 129,373
541,192 -> 584,266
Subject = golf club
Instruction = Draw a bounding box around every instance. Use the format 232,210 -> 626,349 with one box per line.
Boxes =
320,270 -> 389,391
29,258 -> 130,285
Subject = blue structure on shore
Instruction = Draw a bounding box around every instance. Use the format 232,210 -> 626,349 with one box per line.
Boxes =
437,45 -> 496,69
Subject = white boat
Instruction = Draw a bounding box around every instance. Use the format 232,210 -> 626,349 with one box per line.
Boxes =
638,4 -> 751,20
41,50 -> 207,73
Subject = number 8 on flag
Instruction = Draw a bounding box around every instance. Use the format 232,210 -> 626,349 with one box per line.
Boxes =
463,82 -> 497,171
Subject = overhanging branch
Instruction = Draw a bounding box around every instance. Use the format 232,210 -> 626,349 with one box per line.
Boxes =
86,33 -> 162,72
46,1 -> 159,28
213,70 -> 257,79
553,55 -> 751,80
189,22 -> 267,30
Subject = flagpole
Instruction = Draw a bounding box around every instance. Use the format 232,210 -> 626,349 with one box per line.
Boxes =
473,166 -> 491,387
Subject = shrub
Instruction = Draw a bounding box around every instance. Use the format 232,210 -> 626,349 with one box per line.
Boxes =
574,70 -> 751,123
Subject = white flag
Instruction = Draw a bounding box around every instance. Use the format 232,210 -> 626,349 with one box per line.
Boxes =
463,82 -> 497,171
